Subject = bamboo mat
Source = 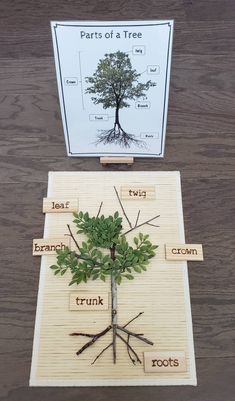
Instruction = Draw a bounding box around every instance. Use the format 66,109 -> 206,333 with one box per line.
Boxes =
30,171 -> 197,386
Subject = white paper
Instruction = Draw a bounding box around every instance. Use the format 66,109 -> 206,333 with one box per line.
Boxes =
51,20 -> 174,157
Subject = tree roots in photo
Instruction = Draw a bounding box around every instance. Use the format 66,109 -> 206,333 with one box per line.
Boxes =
95,125 -> 146,149
70,312 -> 153,365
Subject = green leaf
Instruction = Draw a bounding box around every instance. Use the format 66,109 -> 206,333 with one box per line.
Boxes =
69,279 -> 77,286
103,255 -> 110,263
54,269 -> 60,275
124,274 -> 134,280
116,275 -> 122,285
91,249 -> 97,257
134,237 -> 138,246
151,245 -> 159,250
61,269 -> 68,275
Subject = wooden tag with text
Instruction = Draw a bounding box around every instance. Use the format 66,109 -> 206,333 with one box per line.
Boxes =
144,351 -> 187,373
165,244 -> 203,261
33,238 -> 70,255
120,186 -> 155,200
69,292 -> 109,311
43,198 -> 79,213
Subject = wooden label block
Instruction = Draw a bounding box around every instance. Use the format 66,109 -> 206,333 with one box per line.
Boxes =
43,198 -> 79,213
32,238 -> 70,255
165,244 -> 203,261
144,351 -> 187,373
69,292 -> 109,311
120,186 -> 155,200
100,156 -> 134,165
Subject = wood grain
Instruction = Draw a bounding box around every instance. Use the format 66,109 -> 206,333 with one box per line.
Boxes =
0,0 -> 235,399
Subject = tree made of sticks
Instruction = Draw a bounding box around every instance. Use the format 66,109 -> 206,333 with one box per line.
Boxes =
85,51 -> 156,148
50,187 -> 160,365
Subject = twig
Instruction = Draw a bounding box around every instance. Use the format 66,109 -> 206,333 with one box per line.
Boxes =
117,325 -> 154,346
116,333 -> 142,364
70,332 -> 97,337
67,224 -> 80,251
113,186 -> 132,229
123,215 -> 160,236
126,334 -> 136,364
146,222 -> 160,228
96,201 -> 103,218
91,342 -> 113,365
123,311 -> 144,328
134,210 -> 140,227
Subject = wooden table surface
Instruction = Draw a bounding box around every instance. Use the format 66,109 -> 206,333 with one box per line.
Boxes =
0,1 -> 234,400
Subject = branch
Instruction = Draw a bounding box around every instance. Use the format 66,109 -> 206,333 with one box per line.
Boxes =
66,225 -> 104,268
123,311 -> 144,327
96,201 -> 103,218
67,224 -> 80,250
91,342 -> 112,365
113,187 -> 160,235
146,222 -> 160,228
134,210 -> 140,227
126,334 -> 136,364
71,325 -> 112,357
116,333 -> 142,364
117,325 -> 154,346
70,332 -> 97,338
122,215 -> 160,236
113,186 -> 132,228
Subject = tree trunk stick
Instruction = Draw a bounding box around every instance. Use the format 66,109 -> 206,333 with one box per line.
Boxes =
110,246 -> 118,364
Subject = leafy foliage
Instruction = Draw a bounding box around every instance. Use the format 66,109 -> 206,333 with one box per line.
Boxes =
85,51 -> 156,109
50,211 -> 158,286
73,210 -> 122,248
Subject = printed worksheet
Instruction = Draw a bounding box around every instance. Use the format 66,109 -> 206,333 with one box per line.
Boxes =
51,20 -> 174,157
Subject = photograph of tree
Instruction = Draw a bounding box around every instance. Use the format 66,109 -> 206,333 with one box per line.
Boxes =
85,51 -> 156,148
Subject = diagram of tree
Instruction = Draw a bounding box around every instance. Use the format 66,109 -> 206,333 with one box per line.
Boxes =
85,51 -> 156,148
50,187 -> 160,365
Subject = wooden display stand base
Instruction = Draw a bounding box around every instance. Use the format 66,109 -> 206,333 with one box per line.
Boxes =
100,157 -> 134,166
